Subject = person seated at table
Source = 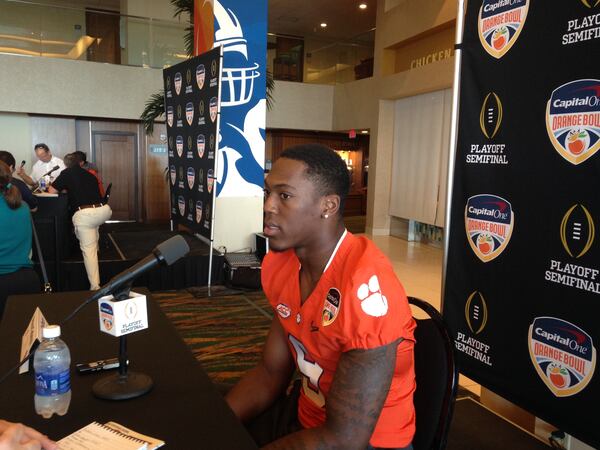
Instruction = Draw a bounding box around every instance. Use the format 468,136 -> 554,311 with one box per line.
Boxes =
225,144 -> 416,450
16,144 -> 65,191
71,151 -> 104,197
48,154 -> 112,291
0,162 -> 41,319
0,419 -> 58,450
0,151 -> 37,211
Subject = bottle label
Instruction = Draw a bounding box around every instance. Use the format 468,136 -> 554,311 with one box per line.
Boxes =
35,370 -> 70,395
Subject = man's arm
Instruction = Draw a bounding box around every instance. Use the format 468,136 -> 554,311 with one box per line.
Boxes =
16,168 -> 35,187
226,318 -> 295,422
264,338 -> 402,450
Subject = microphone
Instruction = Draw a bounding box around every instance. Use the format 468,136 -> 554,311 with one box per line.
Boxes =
93,235 -> 190,301
19,160 -> 25,169
42,165 -> 60,177
60,235 -> 190,326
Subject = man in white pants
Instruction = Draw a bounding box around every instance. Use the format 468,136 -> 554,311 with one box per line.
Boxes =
49,154 -> 112,290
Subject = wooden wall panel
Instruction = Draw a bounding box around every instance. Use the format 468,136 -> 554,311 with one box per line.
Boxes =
30,116 -> 76,160
143,124 -> 170,222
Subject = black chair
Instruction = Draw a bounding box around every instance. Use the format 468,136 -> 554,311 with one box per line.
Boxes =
408,296 -> 458,450
102,182 -> 112,204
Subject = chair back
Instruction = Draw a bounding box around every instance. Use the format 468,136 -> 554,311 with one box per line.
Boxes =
408,296 -> 458,450
103,182 -> 112,204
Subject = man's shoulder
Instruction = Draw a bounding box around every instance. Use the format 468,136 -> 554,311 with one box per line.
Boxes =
12,177 -> 28,189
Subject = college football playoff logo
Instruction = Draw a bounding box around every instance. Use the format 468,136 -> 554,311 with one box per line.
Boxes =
581,0 -> 600,7
480,92 -> 503,139
465,291 -> 488,335
546,79 -> 600,165
560,204 -> 595,258
478,0 -> 529,58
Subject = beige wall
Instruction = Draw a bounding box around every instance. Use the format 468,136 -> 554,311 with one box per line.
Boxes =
0,113 -> 32,170
267,81 -> 335,131
330,0 -> 457,234
0,53 -> 163,120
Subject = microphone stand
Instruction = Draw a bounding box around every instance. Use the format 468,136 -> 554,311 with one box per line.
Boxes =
92,282 -> 154,401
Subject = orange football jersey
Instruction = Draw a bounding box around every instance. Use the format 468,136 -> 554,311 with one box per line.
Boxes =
262,231 -> 416,448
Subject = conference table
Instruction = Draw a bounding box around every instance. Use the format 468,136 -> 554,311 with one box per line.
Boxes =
0,289 -> 258,449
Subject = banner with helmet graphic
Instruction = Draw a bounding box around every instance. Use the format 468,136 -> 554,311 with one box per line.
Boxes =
164,46 -> 222,239
444,1 -> 600,447
212,0 -> 266,198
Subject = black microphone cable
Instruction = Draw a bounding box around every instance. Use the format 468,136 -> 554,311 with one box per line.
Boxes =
0,235 -> 190,385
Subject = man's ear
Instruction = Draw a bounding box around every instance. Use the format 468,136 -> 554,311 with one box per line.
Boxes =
321,194 -> 341,218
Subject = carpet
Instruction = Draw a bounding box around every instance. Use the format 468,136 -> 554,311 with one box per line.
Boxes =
155,288 -> 272,384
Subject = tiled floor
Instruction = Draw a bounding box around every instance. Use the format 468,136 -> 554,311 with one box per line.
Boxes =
365,233 -> 482,397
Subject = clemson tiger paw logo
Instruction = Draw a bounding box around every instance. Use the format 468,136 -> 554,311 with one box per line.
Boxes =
357,275 -> 388,317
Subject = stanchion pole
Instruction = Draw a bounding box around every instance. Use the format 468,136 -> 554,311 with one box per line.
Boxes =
441,0 -> 466,315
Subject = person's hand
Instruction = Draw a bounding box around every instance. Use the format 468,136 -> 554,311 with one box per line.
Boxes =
0,420 -> 58,450
16,166 -> 25,177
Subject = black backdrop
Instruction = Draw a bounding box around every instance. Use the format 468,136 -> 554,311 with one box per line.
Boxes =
163,47 -> 222,240
444,1 -> 600,447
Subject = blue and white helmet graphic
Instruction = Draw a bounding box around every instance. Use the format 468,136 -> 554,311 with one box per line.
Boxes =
214,0 -> 260,107
213,0 -> 265,198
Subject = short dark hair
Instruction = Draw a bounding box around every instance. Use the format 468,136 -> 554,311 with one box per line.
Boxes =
0,150 -> 16,169
280,143 -> 350,213
72,151 -> 87,164
34,143 -> 49,152
63,153 -> 78,169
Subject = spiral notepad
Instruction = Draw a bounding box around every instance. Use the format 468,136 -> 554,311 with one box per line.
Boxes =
58,422 -> 149,450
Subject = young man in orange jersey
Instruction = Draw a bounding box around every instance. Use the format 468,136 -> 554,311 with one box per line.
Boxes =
225,144 -> 416,450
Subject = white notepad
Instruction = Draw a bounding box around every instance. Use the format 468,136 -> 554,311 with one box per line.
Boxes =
58,422 -> 149,450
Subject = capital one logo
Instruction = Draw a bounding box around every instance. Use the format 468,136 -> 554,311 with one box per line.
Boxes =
546,79 -> 600,165
465,291 -> 488,335
529,317 -> 596,397
465,194 -> 515,262
480,92 -> 503,139
478,0 -> 529,58
560,204 -> 595,258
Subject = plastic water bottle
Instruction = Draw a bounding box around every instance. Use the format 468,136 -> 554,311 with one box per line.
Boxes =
33,325 -> 71,418
38,177 -> 46,192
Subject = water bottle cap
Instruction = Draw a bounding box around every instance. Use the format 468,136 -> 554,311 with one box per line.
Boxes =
42,325 -> 61,338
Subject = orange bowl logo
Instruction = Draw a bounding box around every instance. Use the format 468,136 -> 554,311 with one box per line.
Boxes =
167,106 -> 174,128
196,64 -> 205,90
169,165 -> 176,186
178,195 -> 185,216
186,102 -> 194,126
196,200 -> 203,223
465,194 -> 514,262
174,72 -> 182,95
478,0 -> 529,59
187,167 -> 195,189
197,134 -> 206,158
546,79 -> 600,165
176,135 -> 184,157
529,317 -> 596,397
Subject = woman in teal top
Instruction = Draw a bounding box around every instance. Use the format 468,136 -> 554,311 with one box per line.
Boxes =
0,161 -> 39,318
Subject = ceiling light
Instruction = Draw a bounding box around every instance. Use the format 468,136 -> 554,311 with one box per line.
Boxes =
361,130 -> 369,134
359,3 -> 368,9
320,22 -> 327,28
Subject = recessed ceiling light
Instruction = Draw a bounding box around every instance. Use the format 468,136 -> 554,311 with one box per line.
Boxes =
361,130 -> 369,134
359,3 -> 368,9
320,22 -> 328,28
